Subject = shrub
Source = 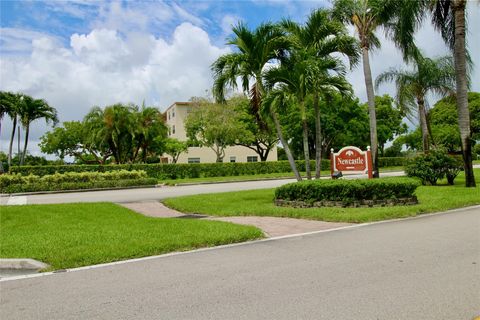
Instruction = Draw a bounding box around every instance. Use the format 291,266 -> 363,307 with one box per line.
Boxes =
405,150 -> 463,185
274,177 -> 420,204
0,170 -> 155,193
9,160 -> 331,179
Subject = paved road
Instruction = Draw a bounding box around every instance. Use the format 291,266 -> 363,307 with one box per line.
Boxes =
0,171 -> 404,205
1,206 -> 479,320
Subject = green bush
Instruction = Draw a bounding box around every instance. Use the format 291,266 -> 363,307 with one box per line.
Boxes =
8,157 -> 405,180
405,151 -> 463,185
0,170 -> 155,193
274,177 -> 420,203
9,160 -> 331,179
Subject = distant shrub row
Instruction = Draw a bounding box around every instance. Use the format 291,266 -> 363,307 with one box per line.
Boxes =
274,177 -> 420,204
0,170 -> 157,193
8,158 -> 407,179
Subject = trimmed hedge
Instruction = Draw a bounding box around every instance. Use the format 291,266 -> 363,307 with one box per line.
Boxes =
378,157 -> 411,167
8,160 -> 330,179
0,170 -> 157,193
274,177 -> 420,204
8,157 -> 405,179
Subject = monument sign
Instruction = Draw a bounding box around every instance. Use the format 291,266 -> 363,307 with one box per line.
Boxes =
330,146 -> 373,179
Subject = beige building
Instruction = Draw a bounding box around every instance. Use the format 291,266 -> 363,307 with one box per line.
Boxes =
164,102 -> 277,163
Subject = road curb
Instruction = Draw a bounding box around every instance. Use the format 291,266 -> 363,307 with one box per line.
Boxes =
2,204 -> 478,283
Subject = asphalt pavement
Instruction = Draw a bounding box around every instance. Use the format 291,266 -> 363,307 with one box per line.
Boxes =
1,206 -> 479,320
0,171 -> 404,205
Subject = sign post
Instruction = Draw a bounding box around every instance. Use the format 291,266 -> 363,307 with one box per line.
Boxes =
330,146 -> 373,179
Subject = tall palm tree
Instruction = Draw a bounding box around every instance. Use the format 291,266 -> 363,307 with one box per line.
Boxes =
281,9 -> 359,178
375,53 -> 456,152
18,95 -> 58,165
0,92 -> 18,172
0,91 -> 21,167
385,0 -> 475,186
332,0 -> 396,178
264,52 -> 352,179
211,22 -> 303,180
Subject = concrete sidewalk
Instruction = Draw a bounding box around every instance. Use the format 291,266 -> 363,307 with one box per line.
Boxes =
119,201 -> 352,237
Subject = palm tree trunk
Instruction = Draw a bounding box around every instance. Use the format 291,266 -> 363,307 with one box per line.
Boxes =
301,101 -> 311,180
417,96 -> 429,153
362,47 -> 379,178
313,93 -> 322,179
8,115 -> 16,167
0,121 -> 3,173
271,110 -> 302,181
17,125 -> 21,162
20,124 -> 29,165
453,2 -> 475,187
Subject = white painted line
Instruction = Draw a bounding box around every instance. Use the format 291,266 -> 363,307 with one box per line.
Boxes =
6,196 -> 27,206
1,204 -> 479,282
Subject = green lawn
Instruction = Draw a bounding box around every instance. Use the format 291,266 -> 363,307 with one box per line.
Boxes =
163,170 -> 480,224
160,166 -> 404,185
0,203 -> 263,271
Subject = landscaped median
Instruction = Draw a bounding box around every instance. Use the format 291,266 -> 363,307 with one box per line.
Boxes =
0,203 -> 263,271
163,170 -> 480,223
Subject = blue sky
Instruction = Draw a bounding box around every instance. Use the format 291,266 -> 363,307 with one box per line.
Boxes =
0,0 -> 478,155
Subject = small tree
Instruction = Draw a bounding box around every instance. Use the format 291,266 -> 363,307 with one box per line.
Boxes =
163,138 -> 188,164
228,95 -> 278,162
185,101 -> 250,162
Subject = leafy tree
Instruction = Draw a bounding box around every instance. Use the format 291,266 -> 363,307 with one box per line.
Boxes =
227,95 -> 278,161
185,100 -> 250,162
385,0 -> 475,186
211,22 -> 302,180
163,138 -> 188,164
371,95 -> 408,156
429,92 -> 480,152
279,92 -> 370,159
16,95 -> 58,165
42,103 -> 168,164
375,53 -> 455,152
40,121 -> 112,164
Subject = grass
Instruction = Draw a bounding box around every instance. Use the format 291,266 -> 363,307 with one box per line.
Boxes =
0,203 -> 263,271
160,166 -> 404,185
163,169 -> 480,224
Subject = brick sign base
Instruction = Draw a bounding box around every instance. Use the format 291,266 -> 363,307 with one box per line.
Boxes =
275,197 -> 418,208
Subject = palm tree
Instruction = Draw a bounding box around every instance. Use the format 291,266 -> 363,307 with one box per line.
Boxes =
281,9 -> 359,178
331,0 -> 396,178
17,95 -> 58,165
385,0 -> 475,186
134,105 -> 167,163
0,92 -> 21,167
375,53 -> 456,152
264,52 -> 352,179
211,22 -> 303,180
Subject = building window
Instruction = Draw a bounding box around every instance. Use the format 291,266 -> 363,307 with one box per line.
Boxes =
247,156 -> 258,162
188,157 -> 200,164
172,108 -> 175,118
172,125 -> 175,134
230,156 -> 236,163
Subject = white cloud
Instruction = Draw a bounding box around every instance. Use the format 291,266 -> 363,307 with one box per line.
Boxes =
0,28 -> 61,54
0,23 -> 230,155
